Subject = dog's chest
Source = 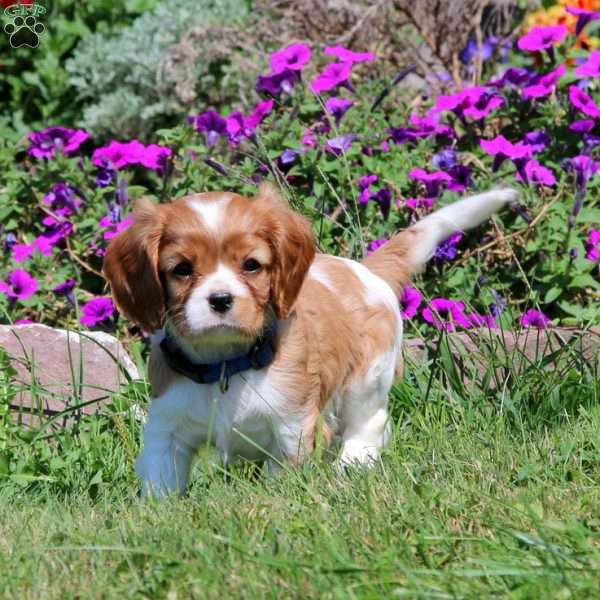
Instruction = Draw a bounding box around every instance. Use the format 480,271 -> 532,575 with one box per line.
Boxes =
156,368 -> 291,461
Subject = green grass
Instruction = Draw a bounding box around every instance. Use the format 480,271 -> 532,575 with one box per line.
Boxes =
0,332 -> 599,599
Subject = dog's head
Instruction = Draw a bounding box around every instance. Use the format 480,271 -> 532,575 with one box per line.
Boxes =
103,184 -> 315,354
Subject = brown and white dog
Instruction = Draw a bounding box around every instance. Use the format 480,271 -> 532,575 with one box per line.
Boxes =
103,184 -> 517,497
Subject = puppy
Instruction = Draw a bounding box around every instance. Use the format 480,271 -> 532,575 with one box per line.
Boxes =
103,184 -> 516,497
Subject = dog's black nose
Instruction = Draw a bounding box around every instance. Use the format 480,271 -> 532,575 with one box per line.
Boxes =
208,291 -> 233,313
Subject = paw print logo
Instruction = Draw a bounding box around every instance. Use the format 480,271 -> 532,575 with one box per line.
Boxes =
4,15 -> 45,48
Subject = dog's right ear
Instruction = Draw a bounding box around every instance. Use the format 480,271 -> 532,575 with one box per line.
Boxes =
103,198 -> 165,332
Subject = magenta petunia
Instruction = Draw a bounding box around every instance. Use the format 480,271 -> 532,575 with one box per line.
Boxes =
14,319 -> 34,325
569,119 -> 595,133
409,168 -> 452,197
270,43 -> 312,73
140,144 -> 172,171
515,159 -> 556,187
44,182 -> 83,216
100,215 -> 134,241
245,100 -> 275,130
434,86 -> 504,121
400,286 -> 422,319
311,62 -> 353,94
28,126 -> 90,160
324,46 -> 376,64
467,312 -> 499,329
567,7 -> 600,37
523,130 -> 550,153
422,298 -> 471,331
301,128 -> 318,148
358,174 -> 378,204
569,85 -> 600,118
480,135 -> 533,160
522,64 -> 566,99
404,197 -> 436,211
517,25 -> 568,52
575,50 -> 600,78
0,269 -> 38,301
520,308 -> 551,329
92,140 -> 146,170
80,297 -> 116,327
256,68 -> 300,96
585,229 -> 600,261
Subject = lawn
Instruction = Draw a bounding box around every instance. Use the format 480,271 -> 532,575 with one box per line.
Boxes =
0,334 -> 598,599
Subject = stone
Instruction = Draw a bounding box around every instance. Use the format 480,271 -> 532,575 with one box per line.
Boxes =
0,324 -> 140,428
404,327 -> 599,382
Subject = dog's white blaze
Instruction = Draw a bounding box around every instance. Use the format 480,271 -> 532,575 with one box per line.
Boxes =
185,264 -> 249,332
189,195 -> 231,232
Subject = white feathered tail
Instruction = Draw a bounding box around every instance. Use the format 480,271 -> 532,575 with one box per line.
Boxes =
361,188 -> 518,296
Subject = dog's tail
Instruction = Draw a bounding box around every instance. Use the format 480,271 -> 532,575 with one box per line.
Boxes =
361,188 -> 518,296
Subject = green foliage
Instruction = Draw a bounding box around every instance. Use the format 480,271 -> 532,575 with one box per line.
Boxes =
65,0 -> 251,140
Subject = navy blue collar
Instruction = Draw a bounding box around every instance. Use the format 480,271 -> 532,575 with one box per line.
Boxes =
160,325 -> 277,392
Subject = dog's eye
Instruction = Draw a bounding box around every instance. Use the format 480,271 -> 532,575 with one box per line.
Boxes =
242,258 -> 261,273
173,261 -> 193,277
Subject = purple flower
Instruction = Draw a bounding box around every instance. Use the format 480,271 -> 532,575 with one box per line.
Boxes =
43,183 -> 83,216
575,49 -> 600,78
302,128 -> 318,148
435,232 -> 463,263
325,134 -> 358,155
325,97 -> 353,125
12,243 -> 35,263
422,298 -> 471,331
323,46 -> 376,64
447,165 -> 473,192
566,7 -> 600,37
139,144 -> 172,171
278,148 -> 302,169
460,37 -> 498,64
389,113 -> 454,145
523,130 -> 550,153
358,174 -> 378,204
432,148 -> 458,170
489,67 -> 533,89
520,309 -> 550,329
96,165 -> 115,188
27,126 -> 90,160
565,154 -> 600,197
0,269 -> 38,301
256,69 -> 299,96
367,239 -> 387,255
516,159 -> 556,187
53,279 -> 76,306
400,286 -> 422,319
569,85 -> 600,118
188,111 -> 227,146
4,232 -> 16,251
490,289 -> 507,318
14,319 -> 34,325
585,229 -> 600,261
80,297 -> 116,327
372,187 -> 392,220
311,62 -> 353,94
409,167 -> 452,197
522,64 -> 566,99
517,25 -> 568,52
270,43 -> 312,73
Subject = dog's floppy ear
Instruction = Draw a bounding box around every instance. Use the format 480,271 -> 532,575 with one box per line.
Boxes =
256,183 -> 316,319
103,198 -> 165,332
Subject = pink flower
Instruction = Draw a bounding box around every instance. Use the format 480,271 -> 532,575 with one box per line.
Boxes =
404,197 -> 436,211
570,119 -> 595,133
99,215 -> 134,240
585,229 -> 600,261
517,25 -> 568,52
139,144 -> 172,171
400,286 -> 422,319
515,159 -> 556,187
422,298 -> 472,331
92,140 -> 146,169
522,64 -> 566,99
576,50 -> 600,78
301,128 -> 318,148
520,309 -> 551,329
566,7 -> 600,37
435,86 -> 504,120
569,85 -> 600,118
28,127 -> 90,159
270,43 -> 312,73
323,46 -> 376,64
311,62 -> 353,94
80,297 -> 116,327
467,313 -> 498,329
0,269 -> 38,301
245,100 -> 275,130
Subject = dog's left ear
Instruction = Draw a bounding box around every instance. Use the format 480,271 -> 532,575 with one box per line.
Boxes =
256,183 -> 316,319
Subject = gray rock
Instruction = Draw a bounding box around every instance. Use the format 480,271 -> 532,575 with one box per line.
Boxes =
0,324 -> 140,428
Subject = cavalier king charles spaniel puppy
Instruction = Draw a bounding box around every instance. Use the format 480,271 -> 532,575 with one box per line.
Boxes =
103,184 -> 517,497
